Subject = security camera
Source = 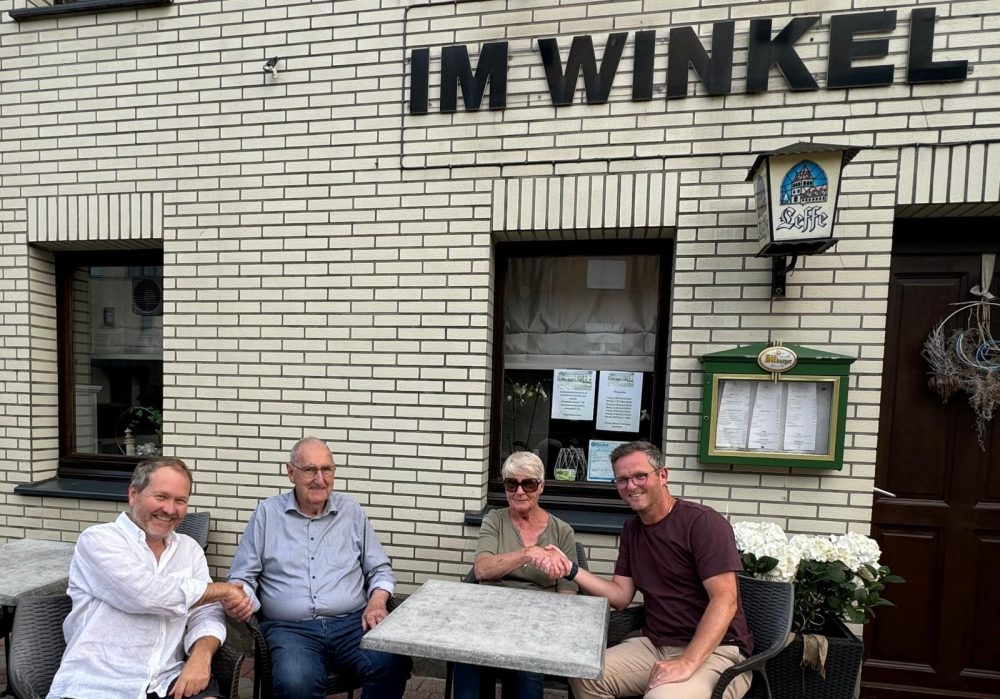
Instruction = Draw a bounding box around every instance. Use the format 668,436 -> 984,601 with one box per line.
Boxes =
262,57 -> 279,77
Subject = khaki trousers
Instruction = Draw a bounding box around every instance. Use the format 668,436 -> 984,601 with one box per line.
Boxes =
569,637 -> 751,699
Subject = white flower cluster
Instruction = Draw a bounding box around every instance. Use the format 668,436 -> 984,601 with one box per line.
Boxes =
732,521 -> 799,582
734,521 -> 882,581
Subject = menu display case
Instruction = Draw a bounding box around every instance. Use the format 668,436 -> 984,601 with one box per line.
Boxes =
699,343 -> 855,470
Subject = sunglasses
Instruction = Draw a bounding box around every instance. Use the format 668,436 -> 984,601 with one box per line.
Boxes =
503,478 -> 541,493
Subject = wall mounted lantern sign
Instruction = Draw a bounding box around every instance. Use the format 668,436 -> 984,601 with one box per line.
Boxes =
745,143 -> 860,297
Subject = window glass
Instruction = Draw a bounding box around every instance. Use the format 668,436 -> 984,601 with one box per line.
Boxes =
498,252 -> 662,484
69,264 -> 163,457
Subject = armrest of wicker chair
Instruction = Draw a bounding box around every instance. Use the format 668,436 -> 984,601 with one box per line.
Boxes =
211,635 -> 246,699
709,577 -> 794,699
607,605 -> 645,648
7,594 -> 73,699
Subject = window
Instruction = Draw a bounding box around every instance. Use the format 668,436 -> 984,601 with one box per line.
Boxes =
58,250 -> 163,478
489,240 -> 671,507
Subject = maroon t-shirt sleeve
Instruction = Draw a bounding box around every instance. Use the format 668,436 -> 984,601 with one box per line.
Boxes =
690,509 -> 743,581
613,518 -> 635,578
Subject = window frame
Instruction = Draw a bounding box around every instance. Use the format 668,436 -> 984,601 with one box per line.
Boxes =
9,0 -> 172,22
56,249 -> 164,481
488,239 -> 673,511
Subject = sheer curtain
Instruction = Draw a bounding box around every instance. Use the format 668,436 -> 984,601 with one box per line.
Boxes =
504,255 -> 659,371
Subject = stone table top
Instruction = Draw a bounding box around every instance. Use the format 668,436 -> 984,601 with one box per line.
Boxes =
0,539 -> 75,606
361,578 -> 609,679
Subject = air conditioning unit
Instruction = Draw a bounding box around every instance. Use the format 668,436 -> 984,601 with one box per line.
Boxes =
132,278 -> 163,316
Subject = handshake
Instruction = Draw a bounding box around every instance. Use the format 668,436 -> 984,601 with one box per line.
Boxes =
202,581 -> 254,622
525,545 -> 576,580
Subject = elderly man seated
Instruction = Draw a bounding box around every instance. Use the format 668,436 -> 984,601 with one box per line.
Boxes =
228,436 -> 411,699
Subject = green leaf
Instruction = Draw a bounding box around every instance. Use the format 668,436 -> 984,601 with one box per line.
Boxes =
757,556 -> 779,574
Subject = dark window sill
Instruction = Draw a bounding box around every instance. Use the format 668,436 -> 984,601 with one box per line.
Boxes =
14,477 -> 129,502
10,0 -> 172,22
465,504 -> 632,535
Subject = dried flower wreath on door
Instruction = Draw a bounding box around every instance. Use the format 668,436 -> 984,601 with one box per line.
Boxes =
922,254 -> 999,449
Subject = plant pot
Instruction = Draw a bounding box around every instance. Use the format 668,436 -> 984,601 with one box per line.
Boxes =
766,616 -> 863,699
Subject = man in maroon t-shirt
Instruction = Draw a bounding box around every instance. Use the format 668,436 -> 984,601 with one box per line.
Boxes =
554,441 -> 752,699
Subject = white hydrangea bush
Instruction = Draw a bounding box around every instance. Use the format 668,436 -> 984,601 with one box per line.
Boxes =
732,521 -> 903,632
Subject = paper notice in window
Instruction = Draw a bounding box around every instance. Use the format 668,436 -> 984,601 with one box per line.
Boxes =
587,439 -> 626,482
715,380 -> 752,450
747,381 -> 782,451
783,382 -> 818,452
596,371 -> 643,432
551,369 -> 597,421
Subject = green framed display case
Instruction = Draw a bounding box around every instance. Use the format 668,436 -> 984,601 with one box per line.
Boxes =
699,343 -> 855,470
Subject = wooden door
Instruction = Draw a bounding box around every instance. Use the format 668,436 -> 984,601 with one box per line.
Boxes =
861,248 -> 1000,699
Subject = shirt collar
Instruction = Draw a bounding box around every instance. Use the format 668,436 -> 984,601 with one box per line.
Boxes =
281,489 -> 338,518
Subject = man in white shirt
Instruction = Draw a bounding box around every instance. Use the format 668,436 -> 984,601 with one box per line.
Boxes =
48,457 -> 252,699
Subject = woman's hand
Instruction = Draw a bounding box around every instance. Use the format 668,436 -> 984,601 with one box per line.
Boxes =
524,545 -> 574,578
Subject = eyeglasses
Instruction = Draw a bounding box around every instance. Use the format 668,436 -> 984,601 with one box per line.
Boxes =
612,469 -> 660,489
289,463 -> 336,479
503,478 -> 541,493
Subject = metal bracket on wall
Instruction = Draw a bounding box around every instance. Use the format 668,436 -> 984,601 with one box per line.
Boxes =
771,256 -> 798,298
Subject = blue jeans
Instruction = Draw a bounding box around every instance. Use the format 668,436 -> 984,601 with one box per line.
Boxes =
453,662 -> 544,699
261,610 -> 411,699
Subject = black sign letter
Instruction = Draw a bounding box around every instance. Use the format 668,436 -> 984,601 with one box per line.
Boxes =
409,48 -> 430,115
538,33 -> 628,106
666,22 -> 735,99
632,30 -> 656,101
746,17 -> 820,93
440,42 -> 509,113
907,7 -> 967,84
828,11 -> 896,89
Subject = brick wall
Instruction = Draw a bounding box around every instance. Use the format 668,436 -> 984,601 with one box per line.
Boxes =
0,0 -> 996,584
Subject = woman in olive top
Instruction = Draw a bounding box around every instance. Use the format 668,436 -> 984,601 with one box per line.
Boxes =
454,451 -> 580,698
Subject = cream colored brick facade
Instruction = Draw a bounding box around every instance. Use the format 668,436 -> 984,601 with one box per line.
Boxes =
0,0 -> 997,587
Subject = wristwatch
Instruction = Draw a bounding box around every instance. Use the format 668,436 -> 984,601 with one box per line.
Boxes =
563,561 -> 579,581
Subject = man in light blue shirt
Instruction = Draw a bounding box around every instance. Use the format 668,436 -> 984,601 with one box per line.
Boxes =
228,436 -> 410,699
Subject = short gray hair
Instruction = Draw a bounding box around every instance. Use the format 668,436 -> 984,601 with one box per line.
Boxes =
608,441 -> 665,471
130,457 -> 192,492
501,451 -> 544,481
289,436 -> 331,466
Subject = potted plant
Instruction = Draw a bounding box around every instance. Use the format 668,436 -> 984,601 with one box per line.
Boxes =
120,405 -> 163,457
733,521 -> 905,699
502,377 -> 549,455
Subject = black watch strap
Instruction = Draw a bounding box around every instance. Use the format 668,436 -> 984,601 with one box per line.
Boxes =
563,561 -> 579,581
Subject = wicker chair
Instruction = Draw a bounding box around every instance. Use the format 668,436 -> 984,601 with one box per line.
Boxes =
7,594 -> 245,699
175,511 -> 211,551
246,596 -> 403,699
1,605 -> 13,692
710,576 -> 794,699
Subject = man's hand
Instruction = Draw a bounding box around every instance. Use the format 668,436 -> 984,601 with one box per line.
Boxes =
221,583 -> 253,622
172,644 -> 214,699
647,657 -> 697,690
525,545 -> 573,579
362,589 -> 391,631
